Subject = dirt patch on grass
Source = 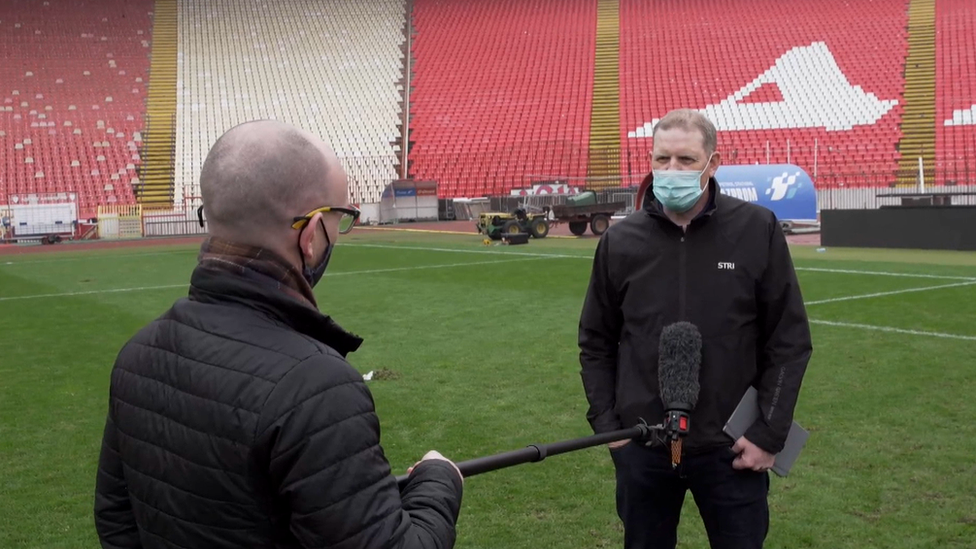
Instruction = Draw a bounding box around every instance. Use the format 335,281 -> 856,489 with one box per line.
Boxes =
371,368 -> 401,381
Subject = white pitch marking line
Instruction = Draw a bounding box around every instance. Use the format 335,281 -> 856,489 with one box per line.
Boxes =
810,319 -> 976,342
5,241 -> 974,282
804,281 -> 976,306
0,249 -> 196,266
0,284 -> 189,302
0,243 -> 590,266
795,266 -> 976,281
342,243 -> 590,260
346,243 -> 976,281
0,257 -> 545,302
326,256 -> 547,277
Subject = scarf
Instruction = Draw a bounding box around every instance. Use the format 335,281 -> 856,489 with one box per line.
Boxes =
196,236 -> 318,309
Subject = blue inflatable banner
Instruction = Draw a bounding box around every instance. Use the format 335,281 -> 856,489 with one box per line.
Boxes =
714,164 -> 818,223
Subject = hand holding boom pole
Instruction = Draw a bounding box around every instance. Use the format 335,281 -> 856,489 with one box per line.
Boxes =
395,421 -> 666,489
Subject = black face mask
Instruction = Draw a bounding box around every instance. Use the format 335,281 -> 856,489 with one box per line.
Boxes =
300,219 -> 333,288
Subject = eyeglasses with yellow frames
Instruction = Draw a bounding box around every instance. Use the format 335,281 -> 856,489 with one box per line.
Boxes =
291,206 -> 361,234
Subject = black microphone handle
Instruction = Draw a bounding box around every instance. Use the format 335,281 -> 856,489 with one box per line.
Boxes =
394,424 -> 654,489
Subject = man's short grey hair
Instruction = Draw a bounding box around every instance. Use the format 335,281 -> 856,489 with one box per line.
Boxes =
199,120 -> 330,240
653,109 -> 718,155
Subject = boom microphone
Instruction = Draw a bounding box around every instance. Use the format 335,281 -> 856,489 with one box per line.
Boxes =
658,321 -> 702,468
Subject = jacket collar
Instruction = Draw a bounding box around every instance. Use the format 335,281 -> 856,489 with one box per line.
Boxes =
188,265 -> 364,358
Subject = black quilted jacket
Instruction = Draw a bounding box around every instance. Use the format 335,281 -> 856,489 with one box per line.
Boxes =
94,266 -> 463,548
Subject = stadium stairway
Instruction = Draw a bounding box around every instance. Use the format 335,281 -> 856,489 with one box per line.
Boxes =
139,0 -> 179,209
587,0 -> 621,190
897,0 -> 937,186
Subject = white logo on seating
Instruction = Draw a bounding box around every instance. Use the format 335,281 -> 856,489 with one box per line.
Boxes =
717,262 -> 735,270
945,105 -> 976,126
628,42 -> 898,136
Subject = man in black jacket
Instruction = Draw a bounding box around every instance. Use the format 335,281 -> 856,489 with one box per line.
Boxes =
578,109 -> 812,549
94,120 -> 464,548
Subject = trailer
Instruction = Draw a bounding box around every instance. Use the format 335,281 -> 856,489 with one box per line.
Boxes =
547,192 -> 626,236
3,200 -> 79,245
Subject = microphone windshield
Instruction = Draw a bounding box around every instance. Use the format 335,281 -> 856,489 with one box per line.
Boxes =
658,322 -> 702,410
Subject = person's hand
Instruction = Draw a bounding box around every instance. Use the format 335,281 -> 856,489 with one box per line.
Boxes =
407,450 -> 463,483
608,438 -> 631,450
731,437 -> 775,472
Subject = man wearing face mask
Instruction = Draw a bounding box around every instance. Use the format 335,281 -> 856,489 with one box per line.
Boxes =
94,120 -> 465,549
578,109 -> 812,549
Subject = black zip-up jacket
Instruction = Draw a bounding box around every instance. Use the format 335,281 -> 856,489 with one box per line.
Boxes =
94,266 -> 463,548
578,175 -> 813,455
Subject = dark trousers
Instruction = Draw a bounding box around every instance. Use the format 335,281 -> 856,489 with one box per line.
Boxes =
610,442 -> 770,549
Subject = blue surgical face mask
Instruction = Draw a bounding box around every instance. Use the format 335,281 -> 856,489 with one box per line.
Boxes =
652,154 -> 714,213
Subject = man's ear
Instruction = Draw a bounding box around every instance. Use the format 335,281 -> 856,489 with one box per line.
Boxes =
707,151 -> 722,178
297,212 -> 323,259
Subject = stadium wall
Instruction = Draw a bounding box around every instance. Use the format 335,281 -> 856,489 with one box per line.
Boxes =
822,206 -> 976,251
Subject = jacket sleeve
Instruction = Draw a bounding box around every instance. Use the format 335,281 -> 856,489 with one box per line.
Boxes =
745,217 -> 814,454
94,411 -> 143,549
578,233 -> 624,434
257,357 -> 463,549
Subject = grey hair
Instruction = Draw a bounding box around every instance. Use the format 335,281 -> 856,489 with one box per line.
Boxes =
653,109 -> 718,155
199,120 -> 330,239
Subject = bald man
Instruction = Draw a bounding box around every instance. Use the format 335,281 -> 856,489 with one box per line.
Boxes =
94,120 -> 464,549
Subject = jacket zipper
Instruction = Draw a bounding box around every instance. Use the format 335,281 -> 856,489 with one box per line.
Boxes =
678,232 -> 686,321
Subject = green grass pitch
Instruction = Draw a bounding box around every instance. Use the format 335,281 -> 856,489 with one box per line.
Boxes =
1,231 -> 975,548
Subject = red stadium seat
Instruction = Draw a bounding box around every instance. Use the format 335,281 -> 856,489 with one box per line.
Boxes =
4,0 -> 972,207
619,0 -> 910,190
408,0 -> 597,198
0,0 -> 152,218
936,0 -> 976,184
